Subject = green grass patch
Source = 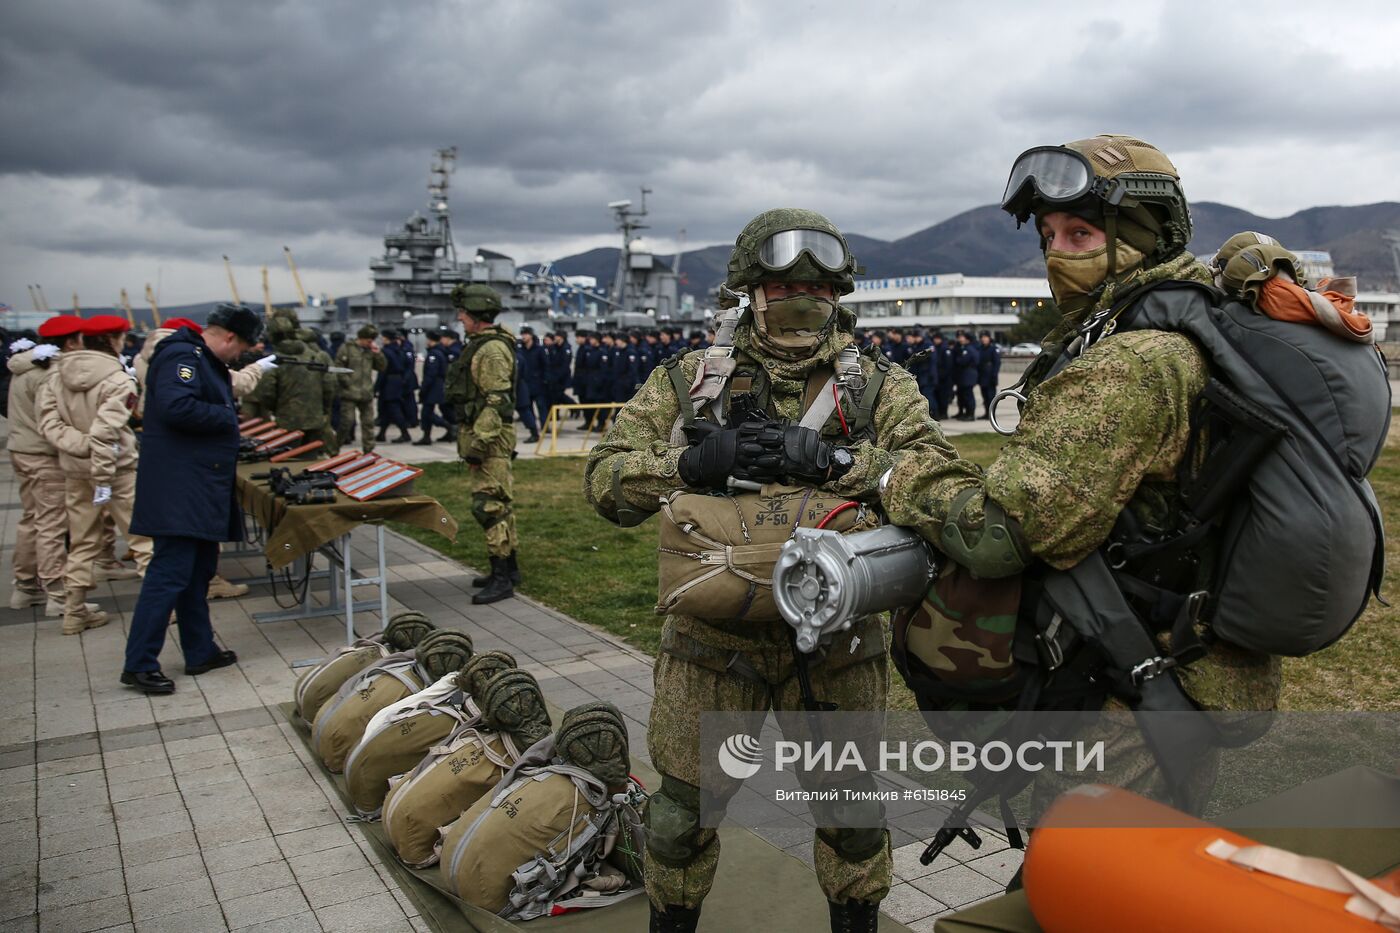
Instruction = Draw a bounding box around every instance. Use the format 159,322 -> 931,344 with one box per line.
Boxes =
394,429 -> 1400,712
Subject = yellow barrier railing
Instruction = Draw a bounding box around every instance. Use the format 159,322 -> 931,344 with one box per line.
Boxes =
533,403 -> 625,456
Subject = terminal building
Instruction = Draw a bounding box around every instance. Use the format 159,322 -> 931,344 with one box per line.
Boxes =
842,273 -> 1052,340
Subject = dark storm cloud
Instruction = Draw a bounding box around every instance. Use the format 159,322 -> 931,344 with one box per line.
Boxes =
2,0 -> 1398,304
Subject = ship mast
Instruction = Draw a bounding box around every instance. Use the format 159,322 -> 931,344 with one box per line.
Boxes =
608,187 -> 650,313
429,147 -> 458,267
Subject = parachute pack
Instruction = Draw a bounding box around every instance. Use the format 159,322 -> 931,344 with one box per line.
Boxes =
293,612 -> 436,723
439,703 -> 646,921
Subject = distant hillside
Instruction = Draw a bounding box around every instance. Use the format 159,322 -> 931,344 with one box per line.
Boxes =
556,201 -> 1400,300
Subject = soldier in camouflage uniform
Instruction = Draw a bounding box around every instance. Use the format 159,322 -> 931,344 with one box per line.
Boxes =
871,137 -> 1283,932
335,325 -> 387,453
585,209 -> 955,933
448,284 -> 521,605
246,314 -> 338,454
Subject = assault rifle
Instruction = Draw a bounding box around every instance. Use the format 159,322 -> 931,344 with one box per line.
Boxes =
271,355 -> 352,374
251,467 -> 339,504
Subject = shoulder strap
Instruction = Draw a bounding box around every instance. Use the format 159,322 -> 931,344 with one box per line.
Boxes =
847,350 -> 890,438
662,356 -> 696,430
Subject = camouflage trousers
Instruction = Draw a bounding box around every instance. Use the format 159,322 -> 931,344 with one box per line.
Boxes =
338,398 -> 376,452
466,455 -> 517,559
645,619 -> 893,910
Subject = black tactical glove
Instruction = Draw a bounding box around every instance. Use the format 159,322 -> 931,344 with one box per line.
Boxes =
677,424 -> 743,490
739,423 -> 853,486
735,418 -> 789,482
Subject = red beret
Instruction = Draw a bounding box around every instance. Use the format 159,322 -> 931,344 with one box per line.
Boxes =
36,315 -> 84,338
164,317 -> 204,334
80,314 -> 130,336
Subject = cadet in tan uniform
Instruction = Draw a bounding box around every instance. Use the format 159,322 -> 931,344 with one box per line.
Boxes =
36,315 -> 153,634
7,318 -> 80,611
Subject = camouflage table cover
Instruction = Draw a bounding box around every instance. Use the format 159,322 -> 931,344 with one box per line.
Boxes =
237,462 -> 458,569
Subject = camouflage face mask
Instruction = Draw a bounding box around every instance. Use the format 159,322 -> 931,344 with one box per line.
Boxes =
753,289 -> 837,359
1044,240 -> 1146,315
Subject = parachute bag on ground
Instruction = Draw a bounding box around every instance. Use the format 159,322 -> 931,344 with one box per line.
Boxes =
311,655 -> 425,773
381,725 -> 525,868
656,484 -> 879,622
293,612 -> 436,723
343,680 -> 474,820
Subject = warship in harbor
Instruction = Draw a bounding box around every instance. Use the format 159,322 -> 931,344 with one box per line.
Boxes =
347,148 -> 691,333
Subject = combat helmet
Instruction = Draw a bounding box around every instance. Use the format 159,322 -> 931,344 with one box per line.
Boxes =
555,702 -> 630,786
381,612 -> 436,653
457,650 -> 517,700
267,313 -> 298,342
480,669 -> 552,748
414,630 -> 474,680
725,208 -> 859,297
356,324 -> 378,340
451,284 -> 503,321
1001,134 -> 1192,272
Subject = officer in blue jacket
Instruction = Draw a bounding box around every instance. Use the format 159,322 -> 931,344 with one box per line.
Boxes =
546,332 -> 573,410
904,329 -> 939,414
976,331 -> 1002,420
414,328 -> 450,445
121,304 -> 263,694
517,327 -> 550,430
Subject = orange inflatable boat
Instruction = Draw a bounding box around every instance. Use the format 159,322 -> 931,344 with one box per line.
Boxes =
1024,785 -> 1400,932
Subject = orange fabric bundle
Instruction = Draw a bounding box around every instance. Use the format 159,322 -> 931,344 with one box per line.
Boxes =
1257,274 -> 1372,343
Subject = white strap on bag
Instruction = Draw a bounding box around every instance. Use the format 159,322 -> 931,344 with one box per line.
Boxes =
1206,839 -> 1400,930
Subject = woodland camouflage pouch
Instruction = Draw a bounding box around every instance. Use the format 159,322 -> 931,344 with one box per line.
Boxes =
657,484 -> 880,622
891,565 -> 1024,706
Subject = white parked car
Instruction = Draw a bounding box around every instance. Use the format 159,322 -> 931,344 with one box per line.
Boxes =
1008,343 -> 1042,357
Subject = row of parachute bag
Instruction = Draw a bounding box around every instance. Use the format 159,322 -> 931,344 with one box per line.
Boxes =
292,612 -> 649,920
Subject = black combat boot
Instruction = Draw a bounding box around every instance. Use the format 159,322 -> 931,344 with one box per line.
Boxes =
395,429 -> 413,443
472,552 -> 522,588
413,432 -> 433,445
375,425 -> 388,442
471,556 -> 515,604
649,903 -> 701,933
440,426 -> 458,442
828,898 -> 881,933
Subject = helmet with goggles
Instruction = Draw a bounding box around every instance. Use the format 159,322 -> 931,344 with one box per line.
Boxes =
726,208 -> 859,295
1001,135 -> 1192,266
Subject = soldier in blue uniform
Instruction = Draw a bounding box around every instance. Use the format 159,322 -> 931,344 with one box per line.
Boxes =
931,331 -> 954,420
517,326 -> 550,431
905,329 -> 938,414
952,330 -> 981,421
121,304 -> 263,695
546,331 -> 573,411
976,330 -> 1002,420
375,328 -> 413,443
438,326 -> 461,442
414,328 -> 451,445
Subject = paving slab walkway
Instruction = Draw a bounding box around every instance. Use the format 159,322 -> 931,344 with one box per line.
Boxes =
0,420 -> 1018,933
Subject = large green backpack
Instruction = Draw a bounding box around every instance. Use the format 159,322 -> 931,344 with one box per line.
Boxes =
293,613 -> 436,722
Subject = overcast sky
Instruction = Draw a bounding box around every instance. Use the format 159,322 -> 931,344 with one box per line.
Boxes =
3,0 -> 1398,308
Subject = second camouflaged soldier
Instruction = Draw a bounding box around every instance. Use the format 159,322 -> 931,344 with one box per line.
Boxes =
448,284 -> 521,605
246,314 -> 337,454
586,209 -> 955,933
335,325 -> 386,452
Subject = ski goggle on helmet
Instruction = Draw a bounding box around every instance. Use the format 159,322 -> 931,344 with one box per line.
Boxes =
757,228 -> 851,274
1000,146 -> 1124,223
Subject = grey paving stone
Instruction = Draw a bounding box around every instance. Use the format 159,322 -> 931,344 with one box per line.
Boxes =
115,810 -> 193,846
193,816 -> 271,849
210,860 -> 295,902
129,876 -> 217,921
97,728 -> 163,754
964,848 -> 1023,887
162,735 -> 227,760
0,864 -> 35,898
38,846 -> 122,886
37,804 -> 115,837
34,736 -> 101,764
124,852 -> 209,894
37,893 -> 129,933
300,867 -> 384,909
132,904 -> 228,933
232,911 -> 322,933
40,822 -> 118,858
105,759 -> 173,785
314,891 -> 410,933
0,911 -> 36,932
116,831 -> 199,866
219,884 -> 310,929
199,837 -> 281,876
286,844 -> 370,884
35,755 -> 103,779
911,863 -> 1005,909
112,792 -> 185,824
36,867 -> 127,910
109,775 -> 179,804
879,881 -> 947,924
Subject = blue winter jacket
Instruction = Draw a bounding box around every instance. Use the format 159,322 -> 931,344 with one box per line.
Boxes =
131,328 -> 242,542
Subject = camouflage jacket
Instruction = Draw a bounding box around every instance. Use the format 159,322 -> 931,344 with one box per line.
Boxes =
585,321 -> 956,656
882,328 -> 1282,712
246,339 -> 335,431
334,342 -> 386,403
457,326 -> 517,460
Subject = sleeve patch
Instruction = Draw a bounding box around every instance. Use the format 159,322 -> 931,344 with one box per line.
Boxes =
177,364 -> 195,382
